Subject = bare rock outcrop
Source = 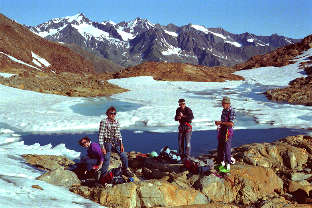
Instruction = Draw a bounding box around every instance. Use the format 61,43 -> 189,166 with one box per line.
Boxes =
114,62 -> 244,82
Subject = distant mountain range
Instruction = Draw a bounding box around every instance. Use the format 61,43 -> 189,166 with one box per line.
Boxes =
29,13 -> 300,68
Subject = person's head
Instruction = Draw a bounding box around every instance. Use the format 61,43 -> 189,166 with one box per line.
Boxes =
178,99 -> 186,109
222,96 -> 231,109
106,106 -> 117,120
79,136 -> 91,148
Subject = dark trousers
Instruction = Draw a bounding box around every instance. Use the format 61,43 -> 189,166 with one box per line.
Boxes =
217,127 -> 233,164
178,124 -> 192,157
102,140 -> 128,174
80,156 -> 98,172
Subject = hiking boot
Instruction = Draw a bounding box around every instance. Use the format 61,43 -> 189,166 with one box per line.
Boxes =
219,165 -> 230,173
123,168 -> 134,177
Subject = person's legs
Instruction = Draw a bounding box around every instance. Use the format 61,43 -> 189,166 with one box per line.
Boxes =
224,137 -> 232,166
185,130 -> 192,157
114,141 -> 129,170
101,142 -> 112,174
217,136 -> 225,165
178,128 -> 185,156
114,140 -> 133,177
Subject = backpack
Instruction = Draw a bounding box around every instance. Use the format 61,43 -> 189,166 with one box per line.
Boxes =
159,146 -> 181,162
99,167 -> 127,185
183,157 -> 214,175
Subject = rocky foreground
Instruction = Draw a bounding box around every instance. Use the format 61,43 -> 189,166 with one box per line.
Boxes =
23,135 -> 312,208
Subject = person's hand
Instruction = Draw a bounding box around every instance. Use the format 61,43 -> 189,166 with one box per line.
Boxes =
120,143 -> 124,152
215,121 -> 222,126
96,164 -> 102,171
101,147 -> 106,155
179,112 -> 183,117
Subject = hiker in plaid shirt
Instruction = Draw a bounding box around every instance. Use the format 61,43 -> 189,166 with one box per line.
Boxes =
98,106 -> 133,177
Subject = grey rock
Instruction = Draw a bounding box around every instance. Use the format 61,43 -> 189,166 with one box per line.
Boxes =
291,172 -> 312,181
36,168 -> 81,188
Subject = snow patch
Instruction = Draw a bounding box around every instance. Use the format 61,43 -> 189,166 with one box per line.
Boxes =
0,72 -> 16,78
225,40 -> 242,47
164,30 -> 178,37
191,25 -> 226,39
36,25 -> 67,38
0,52 -> 42,71
116,27 -> 135,41
31,52 -> 51,67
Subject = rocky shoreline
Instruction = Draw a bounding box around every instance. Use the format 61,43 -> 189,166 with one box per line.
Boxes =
235,35 -> 312,107
265,59 -> 312,106
0,70 -> 126,97
23,134 -> 312,208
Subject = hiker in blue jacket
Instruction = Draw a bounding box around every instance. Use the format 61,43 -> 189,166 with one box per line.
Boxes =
175,98 -> 194,158
215,96 -> 236,173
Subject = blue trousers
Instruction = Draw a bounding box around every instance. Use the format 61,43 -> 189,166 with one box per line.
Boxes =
178,124 -> 192,157
102,140 -> 128,174
217,127 -> 233,164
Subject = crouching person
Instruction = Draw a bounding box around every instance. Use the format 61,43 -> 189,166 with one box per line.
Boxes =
78,136 -> 104,180
98,106 -> 133,177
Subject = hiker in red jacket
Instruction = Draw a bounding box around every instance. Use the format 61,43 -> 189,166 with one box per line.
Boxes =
175,98 -> 194,158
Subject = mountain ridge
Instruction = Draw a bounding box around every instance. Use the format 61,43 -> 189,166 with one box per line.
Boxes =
29,13 -> 300,68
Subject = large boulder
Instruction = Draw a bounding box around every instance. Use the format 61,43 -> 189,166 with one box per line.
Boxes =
36,168 -> 81,188
71,179 -> 208,208
22,154 -> 75,171
236,135 -> 310,171
194,165 -> 283,205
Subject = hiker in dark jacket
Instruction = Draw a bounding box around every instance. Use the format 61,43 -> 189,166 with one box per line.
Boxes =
78,136 -> 104,179
215,96 -> 236,173
175,98 -> 194,158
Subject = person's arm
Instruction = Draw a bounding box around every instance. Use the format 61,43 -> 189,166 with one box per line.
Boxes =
174,109 -> 181,121
225,108 -> 236,127
92,144 -> 104,170
215,121 -> 222,126
217,109 -> 236,127
98,120 -> 107,154
183,108 -> 194,123
220,121 -> 234,127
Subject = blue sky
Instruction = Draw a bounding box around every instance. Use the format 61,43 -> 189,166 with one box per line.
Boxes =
0,0 -> 311,39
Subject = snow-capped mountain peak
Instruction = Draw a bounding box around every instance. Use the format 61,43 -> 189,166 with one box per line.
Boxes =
63,13 -> 90,25
29,15 -> 300,68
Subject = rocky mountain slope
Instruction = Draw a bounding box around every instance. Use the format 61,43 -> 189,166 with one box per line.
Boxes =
234,34 -> 312,106
114,61 -> 243,82
29,13 -> 300,68
0,13 -> 124,96
24,135 -> 312,207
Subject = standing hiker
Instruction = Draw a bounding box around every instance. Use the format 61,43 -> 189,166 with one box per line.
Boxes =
215,96 -> 236,173
174,98 -> 194,158
98,106 -> 133,177
78,136 -> 104,180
